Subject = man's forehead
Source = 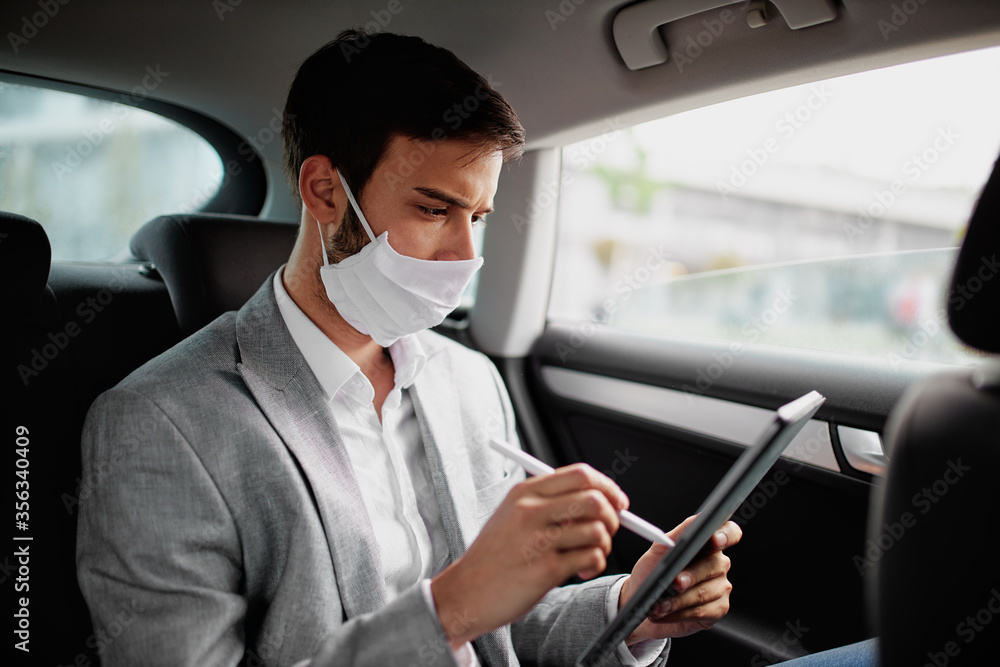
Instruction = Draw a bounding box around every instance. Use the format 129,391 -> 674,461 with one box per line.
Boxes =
378,135 -> 502,204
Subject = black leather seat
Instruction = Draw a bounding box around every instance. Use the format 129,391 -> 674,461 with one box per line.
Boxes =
3,210 -> 298,666
1,211 -> 95,665
874,156 -> 1000,665
130,213 -> 299,336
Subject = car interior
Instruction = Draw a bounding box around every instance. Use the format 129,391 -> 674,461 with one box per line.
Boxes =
2,1 -> 999,665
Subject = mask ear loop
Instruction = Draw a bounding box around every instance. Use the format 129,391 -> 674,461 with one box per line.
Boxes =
316,170 -> 378,267
335,170 -> 378,244
316,217 -> 330,268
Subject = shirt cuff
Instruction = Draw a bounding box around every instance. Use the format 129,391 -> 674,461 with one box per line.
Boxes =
421,578 -> 480,667
606,575 -> 669,667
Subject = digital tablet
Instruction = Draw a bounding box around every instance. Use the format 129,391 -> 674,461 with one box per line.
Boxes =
577,390 -> 826,666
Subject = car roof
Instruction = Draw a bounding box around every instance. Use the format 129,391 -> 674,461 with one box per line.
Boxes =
3,0 -> 1000,218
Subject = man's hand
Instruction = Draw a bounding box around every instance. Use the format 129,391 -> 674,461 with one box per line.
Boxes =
619,514 -> 742,644
431,463 -> 628,649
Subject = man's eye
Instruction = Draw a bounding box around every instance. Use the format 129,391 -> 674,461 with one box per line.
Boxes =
418,205 -> 447,217
472,216 -> 488,229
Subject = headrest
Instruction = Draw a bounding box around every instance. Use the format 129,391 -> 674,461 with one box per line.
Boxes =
0,211 -> 51,318
948,156 -> 1000,353
130,213 -> 298,336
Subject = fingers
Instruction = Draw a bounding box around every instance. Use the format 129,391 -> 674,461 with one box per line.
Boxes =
510,464 -> 625,582
674,550 -> 731,596
707,520 -> 743,552
651,561 -> 733,622
519,518 -> 613,582
527,463 -> 629,511
514,486 -> 621,534
552,520 -> 615,554
664,513 -> 700,544
659,520 -> 738,617
656,584 -> 731,623
564,546 -> 608,581
662,517 -> 742,556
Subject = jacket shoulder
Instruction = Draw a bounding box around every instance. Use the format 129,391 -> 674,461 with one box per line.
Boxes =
110,311 -> 241,398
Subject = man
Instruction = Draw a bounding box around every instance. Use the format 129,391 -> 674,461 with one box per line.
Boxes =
76,30 -> 741,666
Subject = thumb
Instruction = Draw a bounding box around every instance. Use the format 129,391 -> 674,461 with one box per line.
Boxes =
664,513 -> 701,544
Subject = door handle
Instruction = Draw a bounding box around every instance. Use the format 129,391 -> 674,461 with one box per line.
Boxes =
838,426 -> 887,476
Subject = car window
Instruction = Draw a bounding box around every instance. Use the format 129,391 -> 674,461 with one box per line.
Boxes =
549,45 -> 1000,366
0,81 -> 223,262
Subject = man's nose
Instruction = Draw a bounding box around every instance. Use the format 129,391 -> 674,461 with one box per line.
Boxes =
436,218 -> 477,261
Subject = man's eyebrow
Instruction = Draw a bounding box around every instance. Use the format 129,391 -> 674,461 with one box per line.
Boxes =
413,186 -> 493,213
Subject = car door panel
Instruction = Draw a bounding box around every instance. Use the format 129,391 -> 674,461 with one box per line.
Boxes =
500,323 -> 919,664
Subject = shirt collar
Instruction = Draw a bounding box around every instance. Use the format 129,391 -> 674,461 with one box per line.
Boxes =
273,268 -> 427,401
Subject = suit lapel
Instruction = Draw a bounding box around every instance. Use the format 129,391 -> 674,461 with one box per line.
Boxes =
236,276 -> 388,618
409,350 -> 479,558
237,278 -> 512,664
410,346 -> 513,666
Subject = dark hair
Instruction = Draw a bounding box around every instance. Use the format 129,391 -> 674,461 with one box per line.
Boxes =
282,29 -> 525,207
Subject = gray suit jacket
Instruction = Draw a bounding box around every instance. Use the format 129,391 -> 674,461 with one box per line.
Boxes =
77,276 -> 668,666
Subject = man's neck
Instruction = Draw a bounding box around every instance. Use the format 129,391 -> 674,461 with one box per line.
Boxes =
282,240 -> 394,385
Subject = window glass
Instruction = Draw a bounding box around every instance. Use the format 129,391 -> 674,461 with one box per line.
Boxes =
550,46 -> 1000,365
0,81 -> 223,261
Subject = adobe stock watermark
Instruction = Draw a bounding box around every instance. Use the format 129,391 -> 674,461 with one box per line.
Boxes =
521,502 -> 586,567
61,411 -> 157,515
601,448 -> 639,483
243,626 -> 290,667
681,288 -> 798,400
382,74 -> 504,190
716,85 -> 834,200
554,243 -> 672,362
919,587 -> 1000,667
734,435 -> 828,528
176,107 -> 293,213
670,8 -> 737,73
843,126 -> 959,243
212,0 -> 243,21
511,117 -> 625,234
749,619 -> 810,666
565,117 -> 627,173
509,170 -> 572,235
217,0 -> 415,31
338,0 -> 418,61
734,469 -> 792,527
854,458 -> 970,576
877,0 -> 932,41
471,408 -> 508,448
545,0 -> 587,30
887,253 -> 998,369
6,0 -> 71,54
52,598 -> 146,661
50,65 -> 171,182
16,268 -> 135,386
403,607 -> 479,667
948,254 -> 999,313
886,316 -> 942,370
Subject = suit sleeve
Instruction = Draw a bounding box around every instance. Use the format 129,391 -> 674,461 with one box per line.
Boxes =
76,387 -> 458,667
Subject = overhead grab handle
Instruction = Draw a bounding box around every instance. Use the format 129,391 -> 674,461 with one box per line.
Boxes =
613,0 -> 838,70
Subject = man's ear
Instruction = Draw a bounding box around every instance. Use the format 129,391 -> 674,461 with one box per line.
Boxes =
299,155 -> 343,225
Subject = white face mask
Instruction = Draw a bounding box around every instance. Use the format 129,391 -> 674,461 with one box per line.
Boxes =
318,172 -> 484,347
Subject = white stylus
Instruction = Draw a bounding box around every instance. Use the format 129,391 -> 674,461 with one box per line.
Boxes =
489,438 -> 676,548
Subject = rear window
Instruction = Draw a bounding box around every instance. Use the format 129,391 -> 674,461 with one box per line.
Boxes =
0,81 -> 223,261
549,45 -> 1000,367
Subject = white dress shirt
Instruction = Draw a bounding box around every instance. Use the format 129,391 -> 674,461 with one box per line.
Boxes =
274,269 -> 664,666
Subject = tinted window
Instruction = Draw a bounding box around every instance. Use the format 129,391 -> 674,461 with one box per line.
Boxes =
550,46 -> 1000,366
